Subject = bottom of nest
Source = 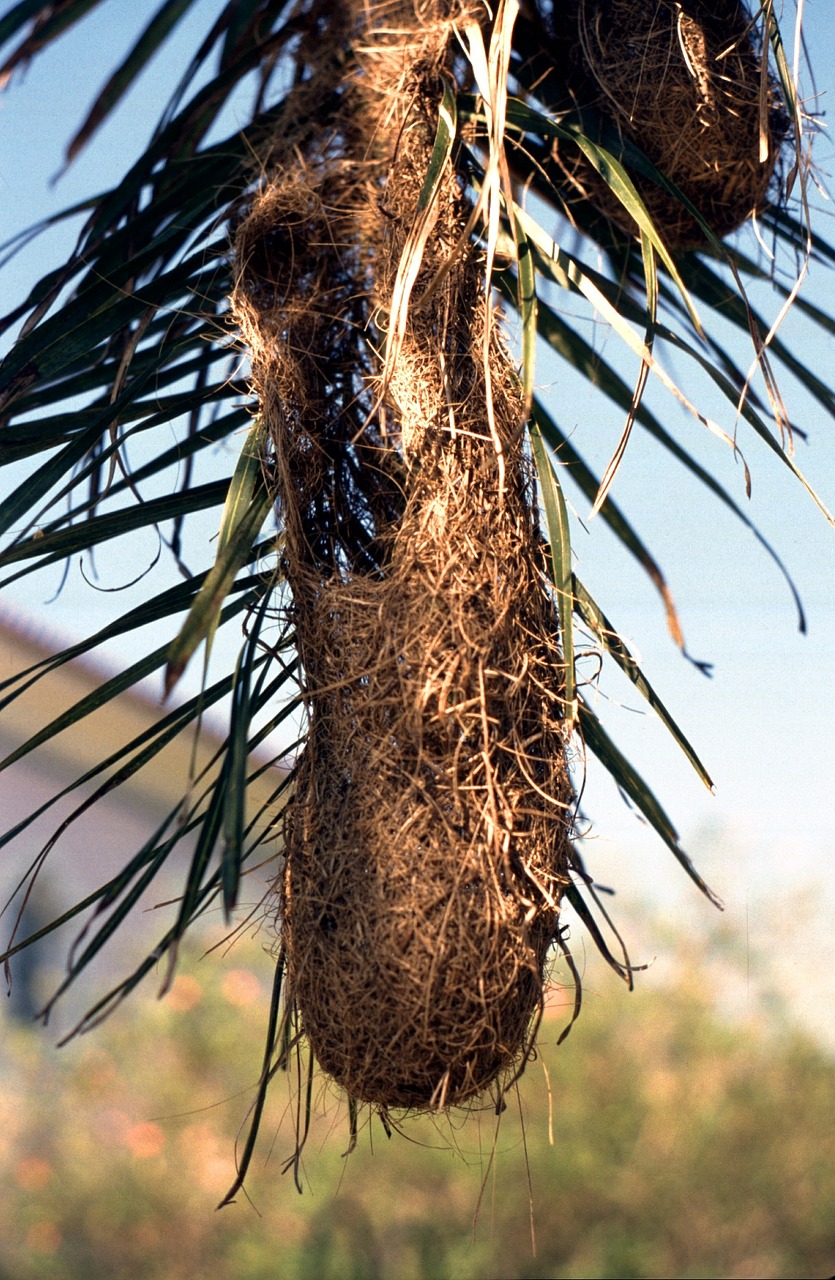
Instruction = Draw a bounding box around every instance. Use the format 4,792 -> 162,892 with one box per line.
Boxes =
285,840 -> 564,1112
300,956 -> 549,1112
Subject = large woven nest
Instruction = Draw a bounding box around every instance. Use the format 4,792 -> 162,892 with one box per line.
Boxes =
542,0 -> 789,247
232,2 -> 573,1112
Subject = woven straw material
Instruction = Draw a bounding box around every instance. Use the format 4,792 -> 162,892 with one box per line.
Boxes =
545,0 -> 788,246
232,1 -> 573,1111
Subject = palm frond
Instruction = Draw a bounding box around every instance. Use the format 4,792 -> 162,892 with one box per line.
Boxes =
0,0 -> 831,1180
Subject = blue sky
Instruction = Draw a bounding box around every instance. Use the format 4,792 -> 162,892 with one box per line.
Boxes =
1,1 -> 833,1042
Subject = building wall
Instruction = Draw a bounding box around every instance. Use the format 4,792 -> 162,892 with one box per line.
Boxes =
0,615 -> 282,1033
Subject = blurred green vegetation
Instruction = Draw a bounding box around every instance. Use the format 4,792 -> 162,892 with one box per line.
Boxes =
1,925 -> 833,1280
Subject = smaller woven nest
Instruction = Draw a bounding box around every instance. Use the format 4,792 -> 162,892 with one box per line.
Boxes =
545,0 -> 789,247
232,43 -> 573,1111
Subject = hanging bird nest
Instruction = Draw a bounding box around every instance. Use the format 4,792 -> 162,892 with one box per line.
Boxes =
231,1 -> 574,1113
541,0 -> 790,247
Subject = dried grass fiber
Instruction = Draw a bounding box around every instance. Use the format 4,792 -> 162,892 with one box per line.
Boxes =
232,0 -> 573,1111
542,0 -> 788,246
